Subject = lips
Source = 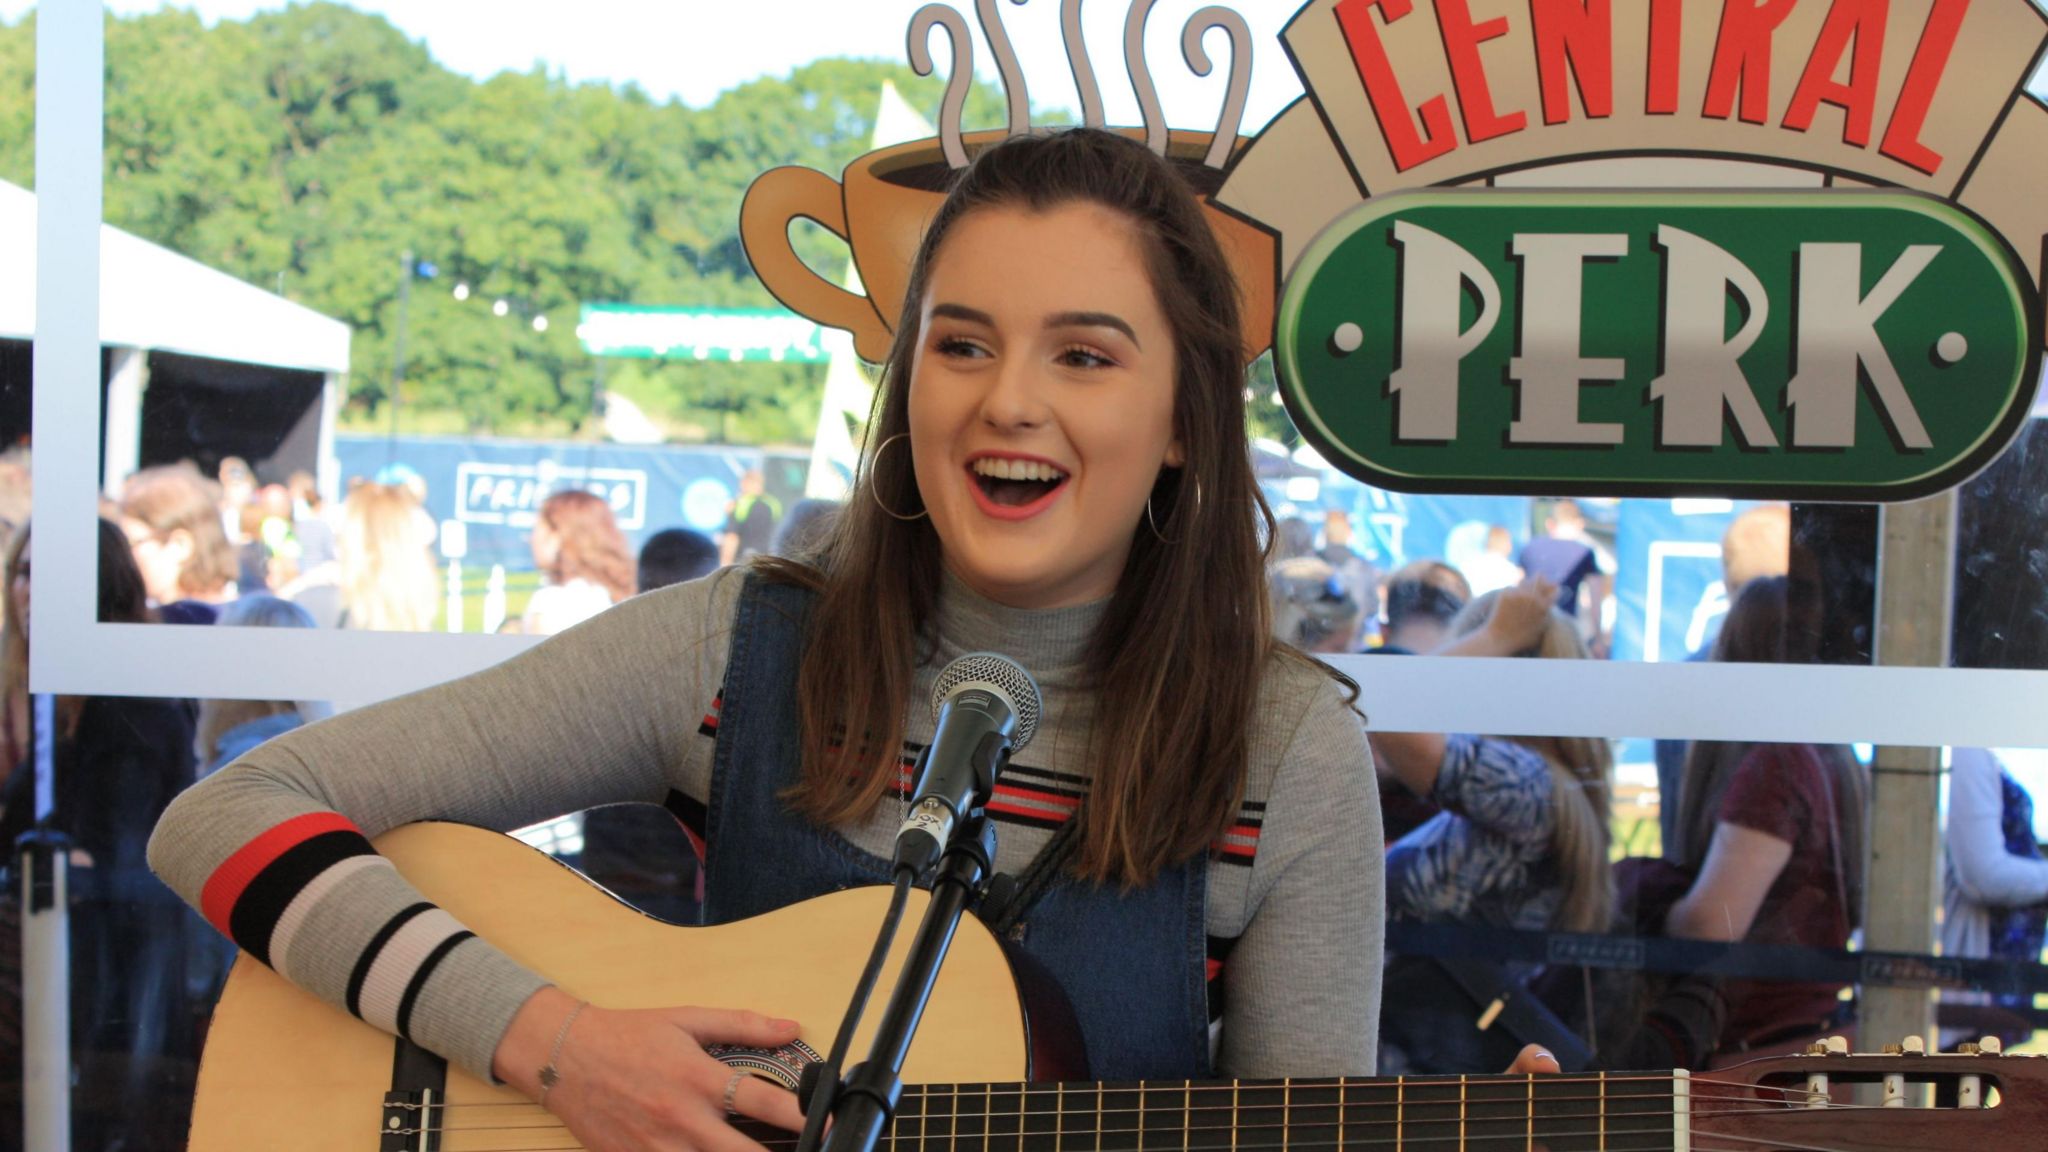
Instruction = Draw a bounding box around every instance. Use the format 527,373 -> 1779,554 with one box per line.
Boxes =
966,454 -> 1070,521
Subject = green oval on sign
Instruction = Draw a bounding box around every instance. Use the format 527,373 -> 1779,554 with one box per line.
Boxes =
1274,190 -> 2042,499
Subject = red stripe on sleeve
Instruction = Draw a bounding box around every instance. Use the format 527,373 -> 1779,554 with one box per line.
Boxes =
199,811 -> 364,936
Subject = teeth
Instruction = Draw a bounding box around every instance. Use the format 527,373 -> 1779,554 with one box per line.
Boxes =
972,458 -> 1066,482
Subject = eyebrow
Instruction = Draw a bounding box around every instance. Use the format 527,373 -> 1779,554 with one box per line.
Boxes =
929,303 -> 1142,350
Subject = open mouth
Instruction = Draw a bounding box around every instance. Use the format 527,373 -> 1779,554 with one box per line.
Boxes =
968,457 -> 1070,510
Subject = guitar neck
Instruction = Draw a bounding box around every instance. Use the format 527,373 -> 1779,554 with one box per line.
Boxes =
815,1072 -> 1689,1152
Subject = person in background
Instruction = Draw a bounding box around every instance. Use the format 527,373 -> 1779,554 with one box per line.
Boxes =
1270,555 -> 1364,654
216,455 -> 256,544
1464,524 -> 1522,597
1317,509 -> 1379,643
120,463 -> 241,623
0,519 -> 204,1150
196,596 -> 319,774
1518,499 -> 1611,655
338,482 -> 439,632
771,497 -> 841,561
1656,503 -> 1792,853
1270,515 -> 1316,564
0,524 -> 26,784
1376,560 -> 1471,655
635,528 -> 720,594
525,489 -> 636,636
1663,576 -> 1868,1058
1371,576 -> 1614,1073
717,468 -> 781,566
1940,746 -> 2048,1047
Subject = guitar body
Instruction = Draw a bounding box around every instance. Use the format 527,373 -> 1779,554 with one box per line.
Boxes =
190,823 -> 2048,1151
189,822 -> 1031,1151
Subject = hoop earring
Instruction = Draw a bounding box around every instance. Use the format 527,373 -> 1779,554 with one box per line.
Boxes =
1145,473 -> 1201,543
868,432 -> 929,522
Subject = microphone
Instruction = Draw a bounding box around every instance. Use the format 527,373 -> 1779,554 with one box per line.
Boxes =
892,652 -> 1042,876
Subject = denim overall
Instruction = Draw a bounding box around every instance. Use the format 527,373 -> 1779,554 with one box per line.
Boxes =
700,576 -> 1211,1080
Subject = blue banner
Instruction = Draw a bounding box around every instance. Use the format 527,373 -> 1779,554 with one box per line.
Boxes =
336,434 -> 808,569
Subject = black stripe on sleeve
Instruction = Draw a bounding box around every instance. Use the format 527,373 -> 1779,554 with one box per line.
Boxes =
345,902 -> 433,1019
228,829 -> 377,967
663,788 -> 709,841
395,930 -> 477,1042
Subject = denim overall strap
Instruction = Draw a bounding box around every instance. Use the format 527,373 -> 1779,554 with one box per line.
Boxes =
700,574 -> 1211,1080
701,575 -> 896,923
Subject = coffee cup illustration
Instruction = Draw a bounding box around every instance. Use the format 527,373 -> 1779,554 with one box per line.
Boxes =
741,127 -> 1278,365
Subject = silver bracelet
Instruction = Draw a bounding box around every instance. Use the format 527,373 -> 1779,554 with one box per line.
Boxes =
536,999 -> 589,1107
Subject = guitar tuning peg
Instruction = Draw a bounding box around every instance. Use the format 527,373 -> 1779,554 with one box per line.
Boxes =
1805,1041 -> 1830,1056
1824,1036 -> 1850,1055
1960,1042 -> 1981,1055
1882,1043 -> 1903,1055
1902,1036 -> 1926,1054
1979,1036 -> 2003,1055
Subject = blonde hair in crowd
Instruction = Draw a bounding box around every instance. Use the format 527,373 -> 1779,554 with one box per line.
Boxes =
1449,590 -> 1615,934
340,483 -> 438,632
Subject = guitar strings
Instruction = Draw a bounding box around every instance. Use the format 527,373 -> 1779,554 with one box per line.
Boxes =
389,1090 -> 1889,1144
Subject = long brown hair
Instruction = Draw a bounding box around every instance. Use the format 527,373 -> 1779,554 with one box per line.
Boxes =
759,128 -> 1320,886
1,520 -> 152,750
538,489 -> 635,603
1673,576 -> 1868,927
1447,591 -> 1615,934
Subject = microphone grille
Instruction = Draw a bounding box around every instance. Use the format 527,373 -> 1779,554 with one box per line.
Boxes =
931,652 -> 1043,752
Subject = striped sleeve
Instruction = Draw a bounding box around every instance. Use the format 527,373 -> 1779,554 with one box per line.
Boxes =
185,808 -> 530,1065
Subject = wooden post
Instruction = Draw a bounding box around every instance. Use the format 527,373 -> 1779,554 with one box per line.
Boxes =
1857,491 -> 1954,1052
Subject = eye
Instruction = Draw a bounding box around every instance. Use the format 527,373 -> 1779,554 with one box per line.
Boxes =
1056,344 -> 1116,370
934,335 -> 991,360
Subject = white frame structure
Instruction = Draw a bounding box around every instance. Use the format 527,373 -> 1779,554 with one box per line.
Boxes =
28,0 -> 2048,746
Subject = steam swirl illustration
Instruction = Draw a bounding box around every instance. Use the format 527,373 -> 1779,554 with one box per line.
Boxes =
1062,0 -> 1105,128
979,0 -> 1033,138
912,0 -> 1253,170
1181,6 -> 1251,169
1124,0 -> 1168,156
909,4 -> 974,169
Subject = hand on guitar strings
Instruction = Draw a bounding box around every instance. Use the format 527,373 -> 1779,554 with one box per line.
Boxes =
494,984 -> 808,1152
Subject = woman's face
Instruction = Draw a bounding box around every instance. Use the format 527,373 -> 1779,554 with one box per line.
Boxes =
121,517 -> 191,604
908,202 -> 1183,610
530,516 -> 561,570
10,537 -> 28,640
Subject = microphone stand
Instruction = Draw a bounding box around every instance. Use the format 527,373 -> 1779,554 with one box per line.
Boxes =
816,815 -> 998,1152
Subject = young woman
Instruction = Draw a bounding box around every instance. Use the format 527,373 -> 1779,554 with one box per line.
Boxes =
523,488 -> 637,636
118,463 -> 241,621
1664,575 -> 1868,1055
336,481 -> 439,631
149,130 -> 1384,1152
1369,577 -> 1614,1072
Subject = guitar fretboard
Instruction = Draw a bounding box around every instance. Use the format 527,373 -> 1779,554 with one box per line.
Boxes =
873,1074 -> 1683,1152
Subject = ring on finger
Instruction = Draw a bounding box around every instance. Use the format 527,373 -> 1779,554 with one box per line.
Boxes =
722,1069 -> 748,1116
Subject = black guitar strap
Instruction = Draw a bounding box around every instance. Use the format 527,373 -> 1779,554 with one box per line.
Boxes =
978,814 -> 1081,939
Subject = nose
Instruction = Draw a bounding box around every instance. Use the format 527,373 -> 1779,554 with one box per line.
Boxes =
978,354 -> 1051,433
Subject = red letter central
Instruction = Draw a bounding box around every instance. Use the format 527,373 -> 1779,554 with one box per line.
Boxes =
1332,0 -> 1459,171
1783,0 -> 1889,147
1703,0 -> 1800,125
1437,0 -> 1528,142
1532,0 -> 1615,125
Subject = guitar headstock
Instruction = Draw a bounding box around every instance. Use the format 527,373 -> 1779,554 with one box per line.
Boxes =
1694,1035 -> 2046,1152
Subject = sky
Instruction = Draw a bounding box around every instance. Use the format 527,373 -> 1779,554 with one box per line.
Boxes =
7,0 -> 2036,131
0,0 -> 1317,135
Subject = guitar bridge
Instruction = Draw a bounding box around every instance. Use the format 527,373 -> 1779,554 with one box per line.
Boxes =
380,1089 -> 441,1152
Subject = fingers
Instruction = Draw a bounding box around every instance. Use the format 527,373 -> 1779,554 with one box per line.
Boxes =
670,1006 -> 803,1049
1505,1043 -> 1561,1074
731,1072 -> 808,1132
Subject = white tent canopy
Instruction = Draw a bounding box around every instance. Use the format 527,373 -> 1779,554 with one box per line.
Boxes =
0,177 -> 349,373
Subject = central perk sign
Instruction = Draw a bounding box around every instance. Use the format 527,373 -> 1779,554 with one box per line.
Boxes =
745,0 -> 2048,500
1278,190 -> 2038,497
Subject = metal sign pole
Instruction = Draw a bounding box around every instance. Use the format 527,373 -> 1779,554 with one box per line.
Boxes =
20,692 -> 71,1151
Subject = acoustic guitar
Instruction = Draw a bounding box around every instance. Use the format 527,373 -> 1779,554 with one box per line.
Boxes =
189,822 -> 2045,1150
